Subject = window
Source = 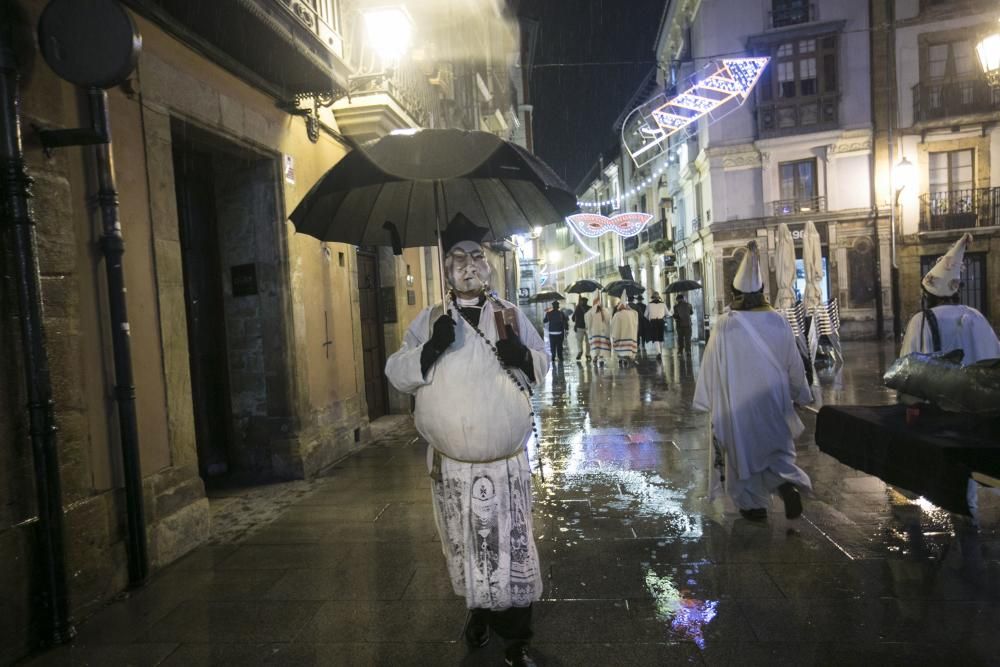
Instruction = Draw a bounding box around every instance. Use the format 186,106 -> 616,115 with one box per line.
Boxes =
929,150 -> 974,194
925,39 -> 975,80
761,37 -> 836,101
779,159 -> 817,202
771,0 -> 812,28
695,182 -> 704,223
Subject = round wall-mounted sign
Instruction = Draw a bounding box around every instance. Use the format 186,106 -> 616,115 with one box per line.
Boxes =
38,0 -> 141,89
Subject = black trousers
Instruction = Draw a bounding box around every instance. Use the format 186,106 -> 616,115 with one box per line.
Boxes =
549,333 -> 564,361
677,325 -> 692,350
471,604 -> 533,643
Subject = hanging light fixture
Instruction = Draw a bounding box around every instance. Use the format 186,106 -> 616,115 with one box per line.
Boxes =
976,18 -> 1000,89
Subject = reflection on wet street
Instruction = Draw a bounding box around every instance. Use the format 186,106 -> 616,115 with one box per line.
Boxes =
524,340 -> 1000,664
27,341 -> 1000,666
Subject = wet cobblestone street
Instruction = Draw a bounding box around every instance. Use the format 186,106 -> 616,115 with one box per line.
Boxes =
25,341 -> 1000,666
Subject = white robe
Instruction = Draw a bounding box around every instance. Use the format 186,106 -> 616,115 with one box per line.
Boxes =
900,304 -> 1000,365
610,308 -> 639,359
585,307 -> 612,357
693,309 -> 814,510
384,298 -> 548,609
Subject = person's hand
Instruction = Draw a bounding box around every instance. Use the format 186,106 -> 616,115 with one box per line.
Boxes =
496,325 -> 528,367
428,314 -> 456,353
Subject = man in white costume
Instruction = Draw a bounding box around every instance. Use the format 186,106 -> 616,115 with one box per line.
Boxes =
611,301 -> 639,366
585,300 -> 612,366
693,241 -> 814,521
900,233 -> 1000,364
384,214 -> 548,667
646,292 -> 669,355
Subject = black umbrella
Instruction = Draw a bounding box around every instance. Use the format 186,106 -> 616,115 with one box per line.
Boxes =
289,129 -> 578,249
567,279 -> 603,294
604,280 -> 645,298
665,280 -> 703,294
529,291 -> 565,303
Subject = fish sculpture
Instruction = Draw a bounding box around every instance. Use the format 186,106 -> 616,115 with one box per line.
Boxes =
883,351 -> 1000,415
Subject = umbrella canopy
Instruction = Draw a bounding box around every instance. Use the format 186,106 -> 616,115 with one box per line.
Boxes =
567,279 -> 603,294
289,129 -> 578,248
604,280 -> 645,298
530,291 -> 565,303
774,223 -> 796,309
803,221 -> 824,311
664,279 -> 702,294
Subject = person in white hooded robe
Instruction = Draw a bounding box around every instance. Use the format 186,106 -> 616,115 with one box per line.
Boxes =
611,301 -> 639,366
900,233 -> 1000,364
693,241 -> 814,521
384,214 -> 548,667
585,300 -> 612,366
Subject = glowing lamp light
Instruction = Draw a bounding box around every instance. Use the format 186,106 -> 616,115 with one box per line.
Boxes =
547,249 -> 562,263
363,6 -> 414,62
977,19 -> 1000,88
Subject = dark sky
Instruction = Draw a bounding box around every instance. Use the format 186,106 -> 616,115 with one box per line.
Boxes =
519,0 -> 667,191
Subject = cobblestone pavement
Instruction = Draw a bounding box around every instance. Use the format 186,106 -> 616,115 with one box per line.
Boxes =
23,341 -> 1000,666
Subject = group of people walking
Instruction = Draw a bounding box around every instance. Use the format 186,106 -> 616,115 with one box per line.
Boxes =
385,214 -> 1000,667
544,290 -> 694,367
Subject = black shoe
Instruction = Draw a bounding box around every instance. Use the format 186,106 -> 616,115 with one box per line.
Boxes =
505,645 -> 537,667
739,508 -> 768,521
463,610 -> 490,648
778,482 -> 803,519
576,353 -> 582,360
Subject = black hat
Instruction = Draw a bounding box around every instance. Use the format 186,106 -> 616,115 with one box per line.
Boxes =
441,213 -> 489,254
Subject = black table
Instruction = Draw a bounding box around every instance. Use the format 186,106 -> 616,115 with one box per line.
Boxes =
815,404 -> 1000,515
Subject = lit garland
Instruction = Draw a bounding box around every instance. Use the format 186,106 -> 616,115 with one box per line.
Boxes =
566,212 -> 654,238
621,57 -> 769,168
538,216 -> 601,281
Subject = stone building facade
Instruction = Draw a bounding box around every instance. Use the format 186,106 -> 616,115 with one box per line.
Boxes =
1,0 -> 521,661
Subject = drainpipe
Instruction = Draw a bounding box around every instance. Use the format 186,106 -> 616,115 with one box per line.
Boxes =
36,86 -> 148,587
0,6 -> 74,644
90,88 -> 149,585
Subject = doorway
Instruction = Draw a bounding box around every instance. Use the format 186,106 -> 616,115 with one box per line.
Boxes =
357,250 -> 388,419
174,143 -> 234,479
172,120 -> 291,481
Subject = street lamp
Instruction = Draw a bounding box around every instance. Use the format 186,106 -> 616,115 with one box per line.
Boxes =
976,18 -> 1000,89
363,6 -> 414,63
548,249 -> 562,263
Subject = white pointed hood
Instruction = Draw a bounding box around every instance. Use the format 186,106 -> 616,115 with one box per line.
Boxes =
922,233 -> 972,297
733,240 -> 763,293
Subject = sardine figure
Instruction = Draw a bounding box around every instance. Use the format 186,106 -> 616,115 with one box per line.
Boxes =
883,351 -> 1000,415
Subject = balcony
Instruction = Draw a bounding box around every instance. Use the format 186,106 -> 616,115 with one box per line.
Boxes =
771,195 -> 826,216
769,2 -> 815,28
757,94 -> 839,138
595,259 -> 618,277
125,0 -> 350,97
913,77 -> 1000,124
919,187 -> 1000,232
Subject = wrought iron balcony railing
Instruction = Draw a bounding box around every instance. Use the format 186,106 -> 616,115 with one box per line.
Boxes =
348,60 -> 441,128
913,76 -> 1000,123
771,195 -> 826,216
769,2 -> 815,28
279,0 -> 344,58
595,259 -> 618,277
919,187 -> 1000,232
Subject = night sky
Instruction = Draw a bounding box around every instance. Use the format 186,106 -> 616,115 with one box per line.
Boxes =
519,0 -> 667,192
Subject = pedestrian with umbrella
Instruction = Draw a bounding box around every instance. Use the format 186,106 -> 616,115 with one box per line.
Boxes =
572,297 -> 591,362
585,300 -> 612,366
611,301 -> 639,367
647,292 -> 669,355
292,129 -> 577,667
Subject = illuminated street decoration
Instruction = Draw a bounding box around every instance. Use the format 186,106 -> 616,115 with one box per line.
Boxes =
566,212 -> 655,238
622,57 -> 770,168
